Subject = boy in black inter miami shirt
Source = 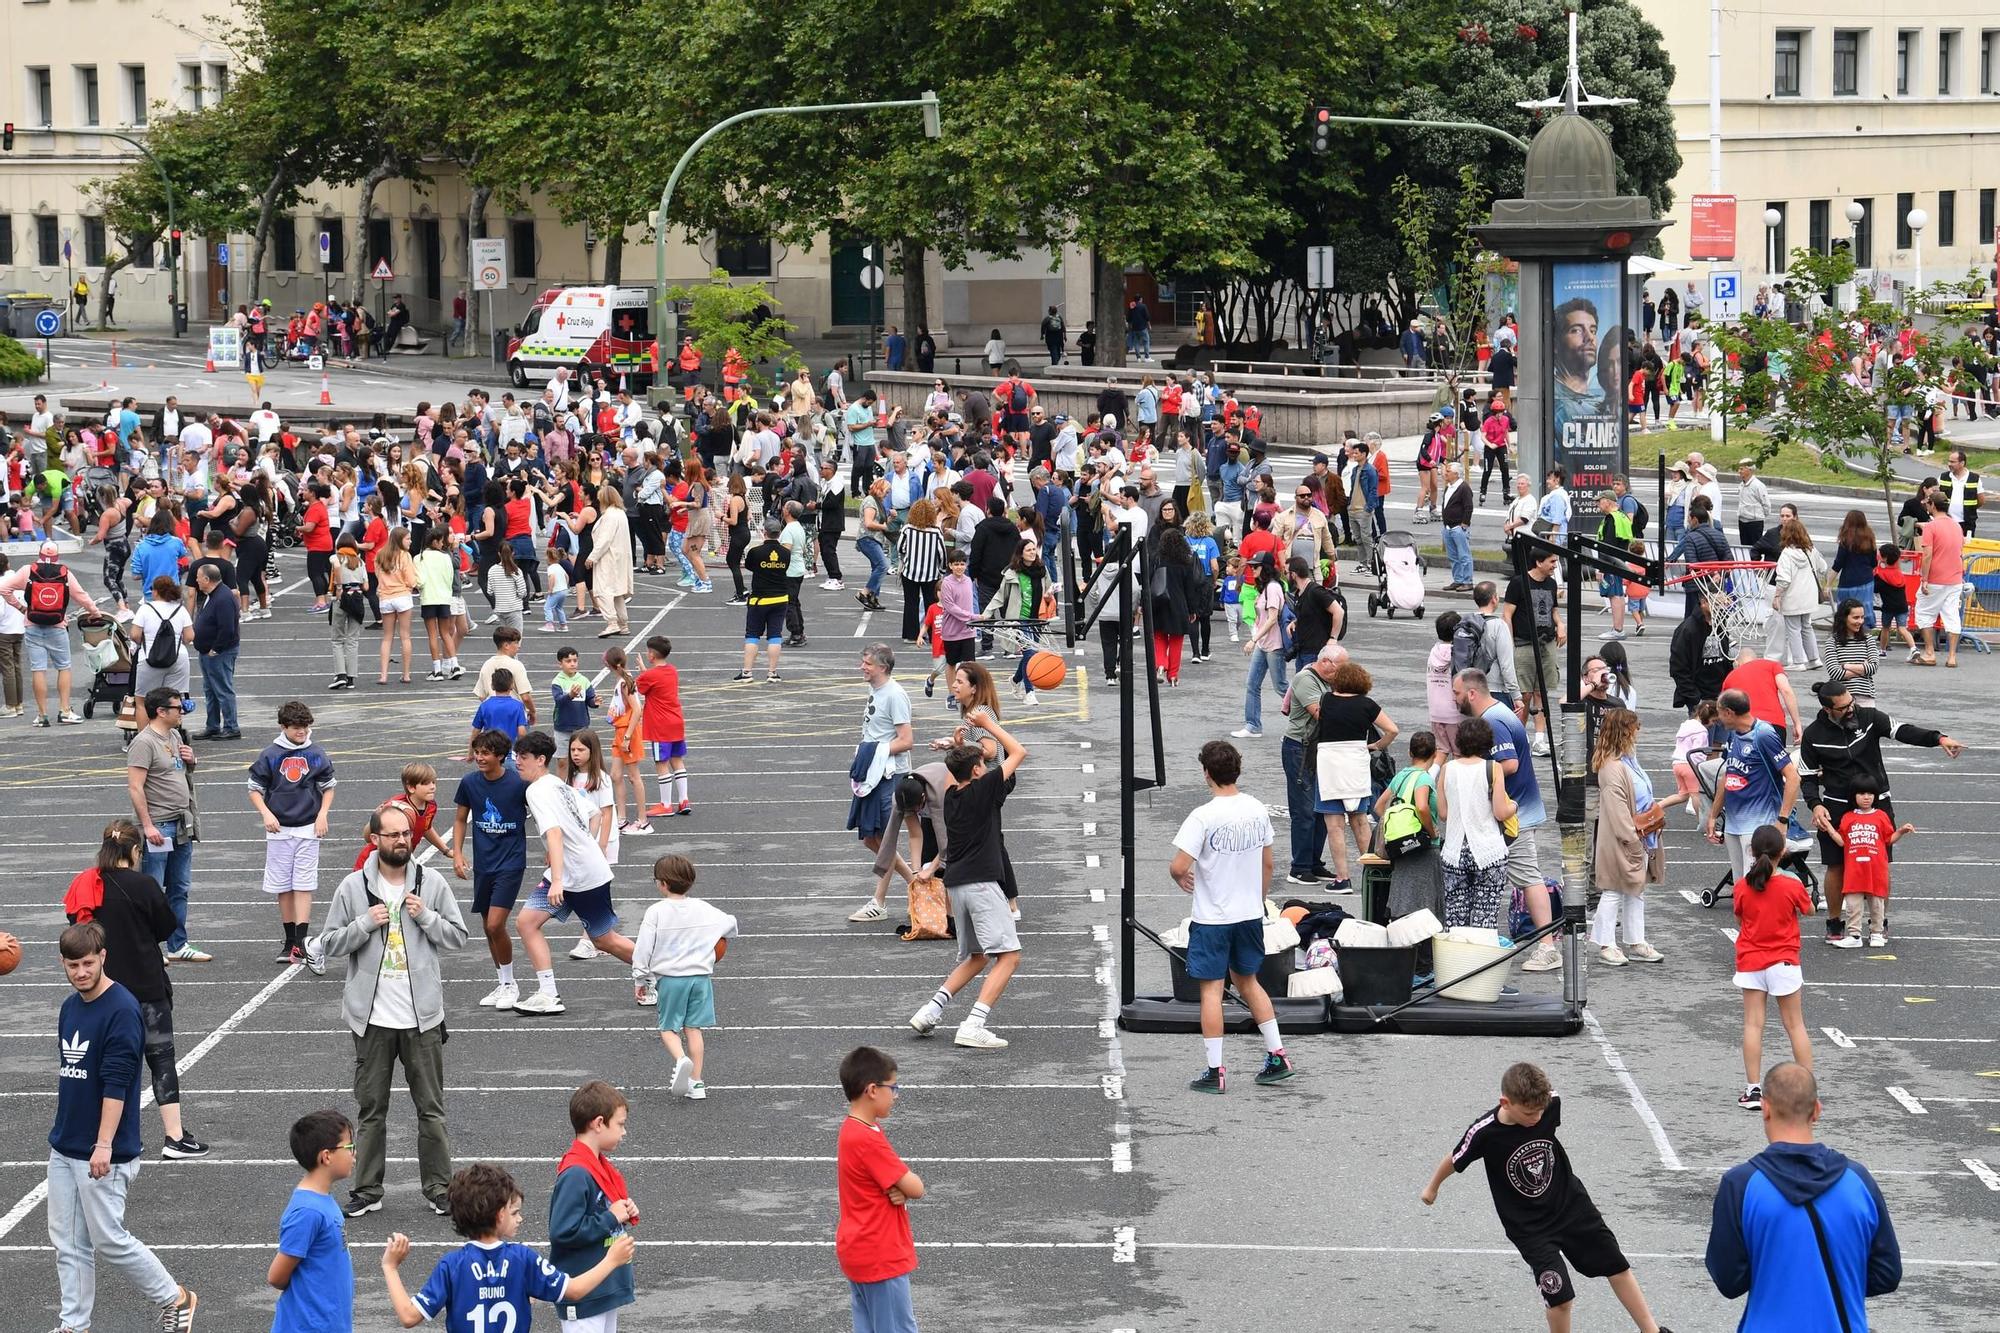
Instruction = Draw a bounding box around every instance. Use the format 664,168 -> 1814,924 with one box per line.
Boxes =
1423,1062 -> 1673,1333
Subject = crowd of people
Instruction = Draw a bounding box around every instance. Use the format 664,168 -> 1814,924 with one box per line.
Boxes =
15,330 -> 1976,1333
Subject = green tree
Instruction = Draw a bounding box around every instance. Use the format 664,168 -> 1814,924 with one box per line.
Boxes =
1390,165 -> 1499,397
84,107 -> 266,309
663,271 -> 797,388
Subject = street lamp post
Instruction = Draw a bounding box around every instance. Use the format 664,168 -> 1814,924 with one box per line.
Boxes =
1844,200 -> 1866,311
1763,206 -> 1783,281
651,92 -> 941,398
1906,207 -> 1928,305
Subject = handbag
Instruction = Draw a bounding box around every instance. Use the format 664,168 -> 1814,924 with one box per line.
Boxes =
1634,803 -> 1667,838
904,874 -> 951,942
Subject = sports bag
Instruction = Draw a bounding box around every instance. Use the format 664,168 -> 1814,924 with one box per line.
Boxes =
1007,379 -> 1030,413
26,562 -> 70,627
1380,768 -> 1430,860
144,606 -> 180,669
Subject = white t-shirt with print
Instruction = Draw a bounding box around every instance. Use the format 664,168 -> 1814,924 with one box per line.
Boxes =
527,773 -> 614,891
1172,792 -> 1274,924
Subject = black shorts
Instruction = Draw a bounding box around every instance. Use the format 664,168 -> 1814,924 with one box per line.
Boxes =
472,866 -> 526,915
421,603 -> 453,622
744,602 -> 787,642
1514,1206 -> 1629,1308
943,637 -> 978,667
1817,793 -> 1895,868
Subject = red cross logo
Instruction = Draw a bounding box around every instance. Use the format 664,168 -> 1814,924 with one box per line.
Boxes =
617,313 -> 635,332
554,312 -> 566,329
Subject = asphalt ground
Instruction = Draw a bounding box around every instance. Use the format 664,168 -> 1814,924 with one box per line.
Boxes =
2,471 -> 1998,1331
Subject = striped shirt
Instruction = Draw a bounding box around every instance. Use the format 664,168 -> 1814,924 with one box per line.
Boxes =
1819,630 -> 1878,700
897,525 -> 947,584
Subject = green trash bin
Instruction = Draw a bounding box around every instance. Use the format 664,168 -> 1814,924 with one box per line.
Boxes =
1359,854 -> 1392,926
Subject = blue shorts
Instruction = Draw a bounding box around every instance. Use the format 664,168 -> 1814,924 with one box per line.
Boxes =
1315,794 -> 1368,815
1185,919 -> 1265,981
472,867 -> 525,915
848,1274 -> 918,1333
653,975 -> 717,1031
524,877 -> 620,938
846,781 -> 895,842
648,739 -> 687,762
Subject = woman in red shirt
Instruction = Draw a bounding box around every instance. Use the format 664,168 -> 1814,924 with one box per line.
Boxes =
361,485 -> 394,627
300,481 -> 336,612
1730,824 -> 1816,1110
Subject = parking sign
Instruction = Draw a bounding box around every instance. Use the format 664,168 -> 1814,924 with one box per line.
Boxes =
1710,270 -> 1742,319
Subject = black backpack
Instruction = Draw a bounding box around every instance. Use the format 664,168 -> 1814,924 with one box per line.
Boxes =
1449,614 -> 1485,676
144,607 -> 180,669
1007,380 -> 1030,413
1628,498 -> 1649,538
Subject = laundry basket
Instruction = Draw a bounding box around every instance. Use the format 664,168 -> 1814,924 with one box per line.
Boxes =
1431,934 -> 1514,1004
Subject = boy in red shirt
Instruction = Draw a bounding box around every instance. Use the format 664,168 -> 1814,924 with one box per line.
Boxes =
348,762 -> 446,869
628,635 -> 688,820
837,1046 -> 924,1333
1829,787 -> 1912,948
1730,824 -> 1816,1111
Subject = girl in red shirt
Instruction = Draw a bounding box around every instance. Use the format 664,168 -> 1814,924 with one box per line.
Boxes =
1730,824 -> 1816,1110
1829,787 -> 1913,947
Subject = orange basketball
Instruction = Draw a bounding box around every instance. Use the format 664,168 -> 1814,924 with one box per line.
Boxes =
1025,651 -> 1067,691
0,932 -> 21,977
714,937 -> 728,961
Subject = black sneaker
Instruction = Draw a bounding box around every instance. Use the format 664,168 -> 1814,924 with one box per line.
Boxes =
426,1196 -> 450,1216
730,671 -> 754,682
343,1194 -> 383,1217
727,594 -> 748,606
274,943 -> 297,964
1738,1084 -> 1763,1111
160,1133 -> 211,1159
1823,921 -> 1847,945
1254,1051 -> 1296,1086
1188,1066 -> 1226,1094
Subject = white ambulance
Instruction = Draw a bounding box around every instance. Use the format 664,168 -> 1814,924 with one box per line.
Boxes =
504,285 -> 659,390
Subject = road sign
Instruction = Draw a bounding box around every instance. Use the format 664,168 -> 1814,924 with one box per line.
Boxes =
470,238 -> 507,292
371,257 -> 394,281
1306,245 -> 1336,291
318,231 -> 331,266
33,308 -> 61,337
216,242 -> 229,265
1710,269 -> 1742,319
1691,194 -> 1737,260
859,265 -> 884,290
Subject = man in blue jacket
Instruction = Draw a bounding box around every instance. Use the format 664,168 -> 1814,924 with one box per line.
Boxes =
192,564 -> 240,740
1706,1061 -> 1901,1331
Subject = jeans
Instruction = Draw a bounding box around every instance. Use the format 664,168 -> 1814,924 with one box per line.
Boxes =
141,820 -> 195,951
199,646 -> 238,734
1243,647 -> 1288,731
47,1151 -> 180,1330
449,315 -> 465,347
1442,524 -> 1474,585
352,1023 -> 452,1206
857,536 -> 888,596
545,588 -> 569,626
1834,582 -> 1876,630
1281,737 -> 1328,873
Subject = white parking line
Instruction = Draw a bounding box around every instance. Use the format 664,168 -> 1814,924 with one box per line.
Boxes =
1581,1009 -> 1683,1171
1885,1086 -> 1928,1114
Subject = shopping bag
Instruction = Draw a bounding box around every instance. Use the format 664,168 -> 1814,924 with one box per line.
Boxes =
905,874 -> 951,941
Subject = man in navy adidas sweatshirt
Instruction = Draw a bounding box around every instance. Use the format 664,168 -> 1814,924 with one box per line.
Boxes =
1706,1061 -> 1901,1331
47,920 -> 200,1332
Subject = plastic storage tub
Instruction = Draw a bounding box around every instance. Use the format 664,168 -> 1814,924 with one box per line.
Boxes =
1431,935 -> 1514,1003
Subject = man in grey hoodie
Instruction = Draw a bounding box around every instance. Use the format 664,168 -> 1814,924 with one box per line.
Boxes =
317,803 -> 467,1218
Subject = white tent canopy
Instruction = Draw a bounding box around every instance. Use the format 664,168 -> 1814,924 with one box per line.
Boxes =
1627,255 -> 1692,275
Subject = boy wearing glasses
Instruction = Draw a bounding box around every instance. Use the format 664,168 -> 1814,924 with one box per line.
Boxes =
269,1109 -> 356,1333
838,1046 -> 926,1333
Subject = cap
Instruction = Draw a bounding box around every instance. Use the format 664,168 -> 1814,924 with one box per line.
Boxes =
1439,406 -> 1455,417
38,541 -> 60,561
1311,452 -> 1329,465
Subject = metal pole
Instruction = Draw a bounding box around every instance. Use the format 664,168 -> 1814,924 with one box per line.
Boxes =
1314,113 -> 1530,153
1708,0 -> 1724,194
652,94 -> 940,367
1116,529 -> 1137,1007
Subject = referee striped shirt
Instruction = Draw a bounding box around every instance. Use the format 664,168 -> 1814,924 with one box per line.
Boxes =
898,525 -> 946,584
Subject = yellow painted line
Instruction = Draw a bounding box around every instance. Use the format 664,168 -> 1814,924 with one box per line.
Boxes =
1077,664 -> 1090,724
1867,953 -> 1898,961
1905,996 -> 1939,1004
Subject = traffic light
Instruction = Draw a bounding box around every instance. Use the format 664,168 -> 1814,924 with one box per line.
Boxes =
1310,106 -> 1332,154
3,123 -> 14,152
169,228 -> 182,260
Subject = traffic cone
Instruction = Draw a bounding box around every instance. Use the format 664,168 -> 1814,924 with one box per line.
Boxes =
204,353 -> 216,373
109,340 -> 119,368
318,373 -> 333,406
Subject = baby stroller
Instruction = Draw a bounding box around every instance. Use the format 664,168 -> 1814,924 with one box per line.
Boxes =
76,614 -> 138,738
1365,530 -> 1426,620
1690,749 -> 1821,909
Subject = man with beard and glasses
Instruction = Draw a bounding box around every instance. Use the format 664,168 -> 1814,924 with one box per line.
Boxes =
1552,298 -> 1611,445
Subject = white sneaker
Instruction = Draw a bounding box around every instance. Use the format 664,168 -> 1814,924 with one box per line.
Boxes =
1521,943 -> 1563,972
849,900 -> 888,922
569,937 -> 600,961
909,1002 -> 943,1036
953,1023 -> 1009,1050
670,1055 -> 695,1096
820,579 -> 844,591
1867,932 -> 1888,948
1530,734 -> 1550,757
1020,690 -> 1038,708
1830,934 -> 1864,949
1598,945 -> 1629,967
513,990 -> 566,1015
478,982 -> 520,1008
686,1081 -> 707,1100
636,981 -> 658,1007
1230,727 -> 1262,739
302,934 -> 326,976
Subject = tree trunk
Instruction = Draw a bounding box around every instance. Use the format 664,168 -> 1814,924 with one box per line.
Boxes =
899,240 -> 929,343
602,232 -> 624,285
248,166 -> 289,305
466,185 -> 491,354
1092,246 -> 1126,370
352,159 -> 396,304
98,256 -> 131,326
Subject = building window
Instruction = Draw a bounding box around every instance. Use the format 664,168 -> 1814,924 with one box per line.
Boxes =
1809,199 -> 1831,255
1774,31 -> 1804,97
1981,190 -> 1996,246
509,219 -> 536,279
209,63 -> 228,101
320,219 -> 345,272
1938,191 -> 1956,246
77,65 -> 99,126
130,235 -> 154,269
181,63 -> 202,111
1765,202 -> 1789,269
1853,197 -> 1874,267
1897,193 -> 1915,249
1897,31 -> 1915,96
36,215 -> 60,266
30,67 -> 53,126
1833,30 -> 1862,97
125,65 -> 146,125
366,216 -> 392,274
82,216 -> 106,266
0,217 -> 12,267
1983,31 -> 1997,94
272,218 -> 297,272
715,231 -> 773,277
1940,31 -> 1961,95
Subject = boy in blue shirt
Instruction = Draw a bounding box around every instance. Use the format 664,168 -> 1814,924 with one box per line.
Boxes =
381,1162 -> 632,1331
248,699 -> 338,965
471,668 -> 531,748
452,729 -> 532,1010
269,1109 -> 355,1332
548,646 -> 597,753
550,1081 -> 641,1327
